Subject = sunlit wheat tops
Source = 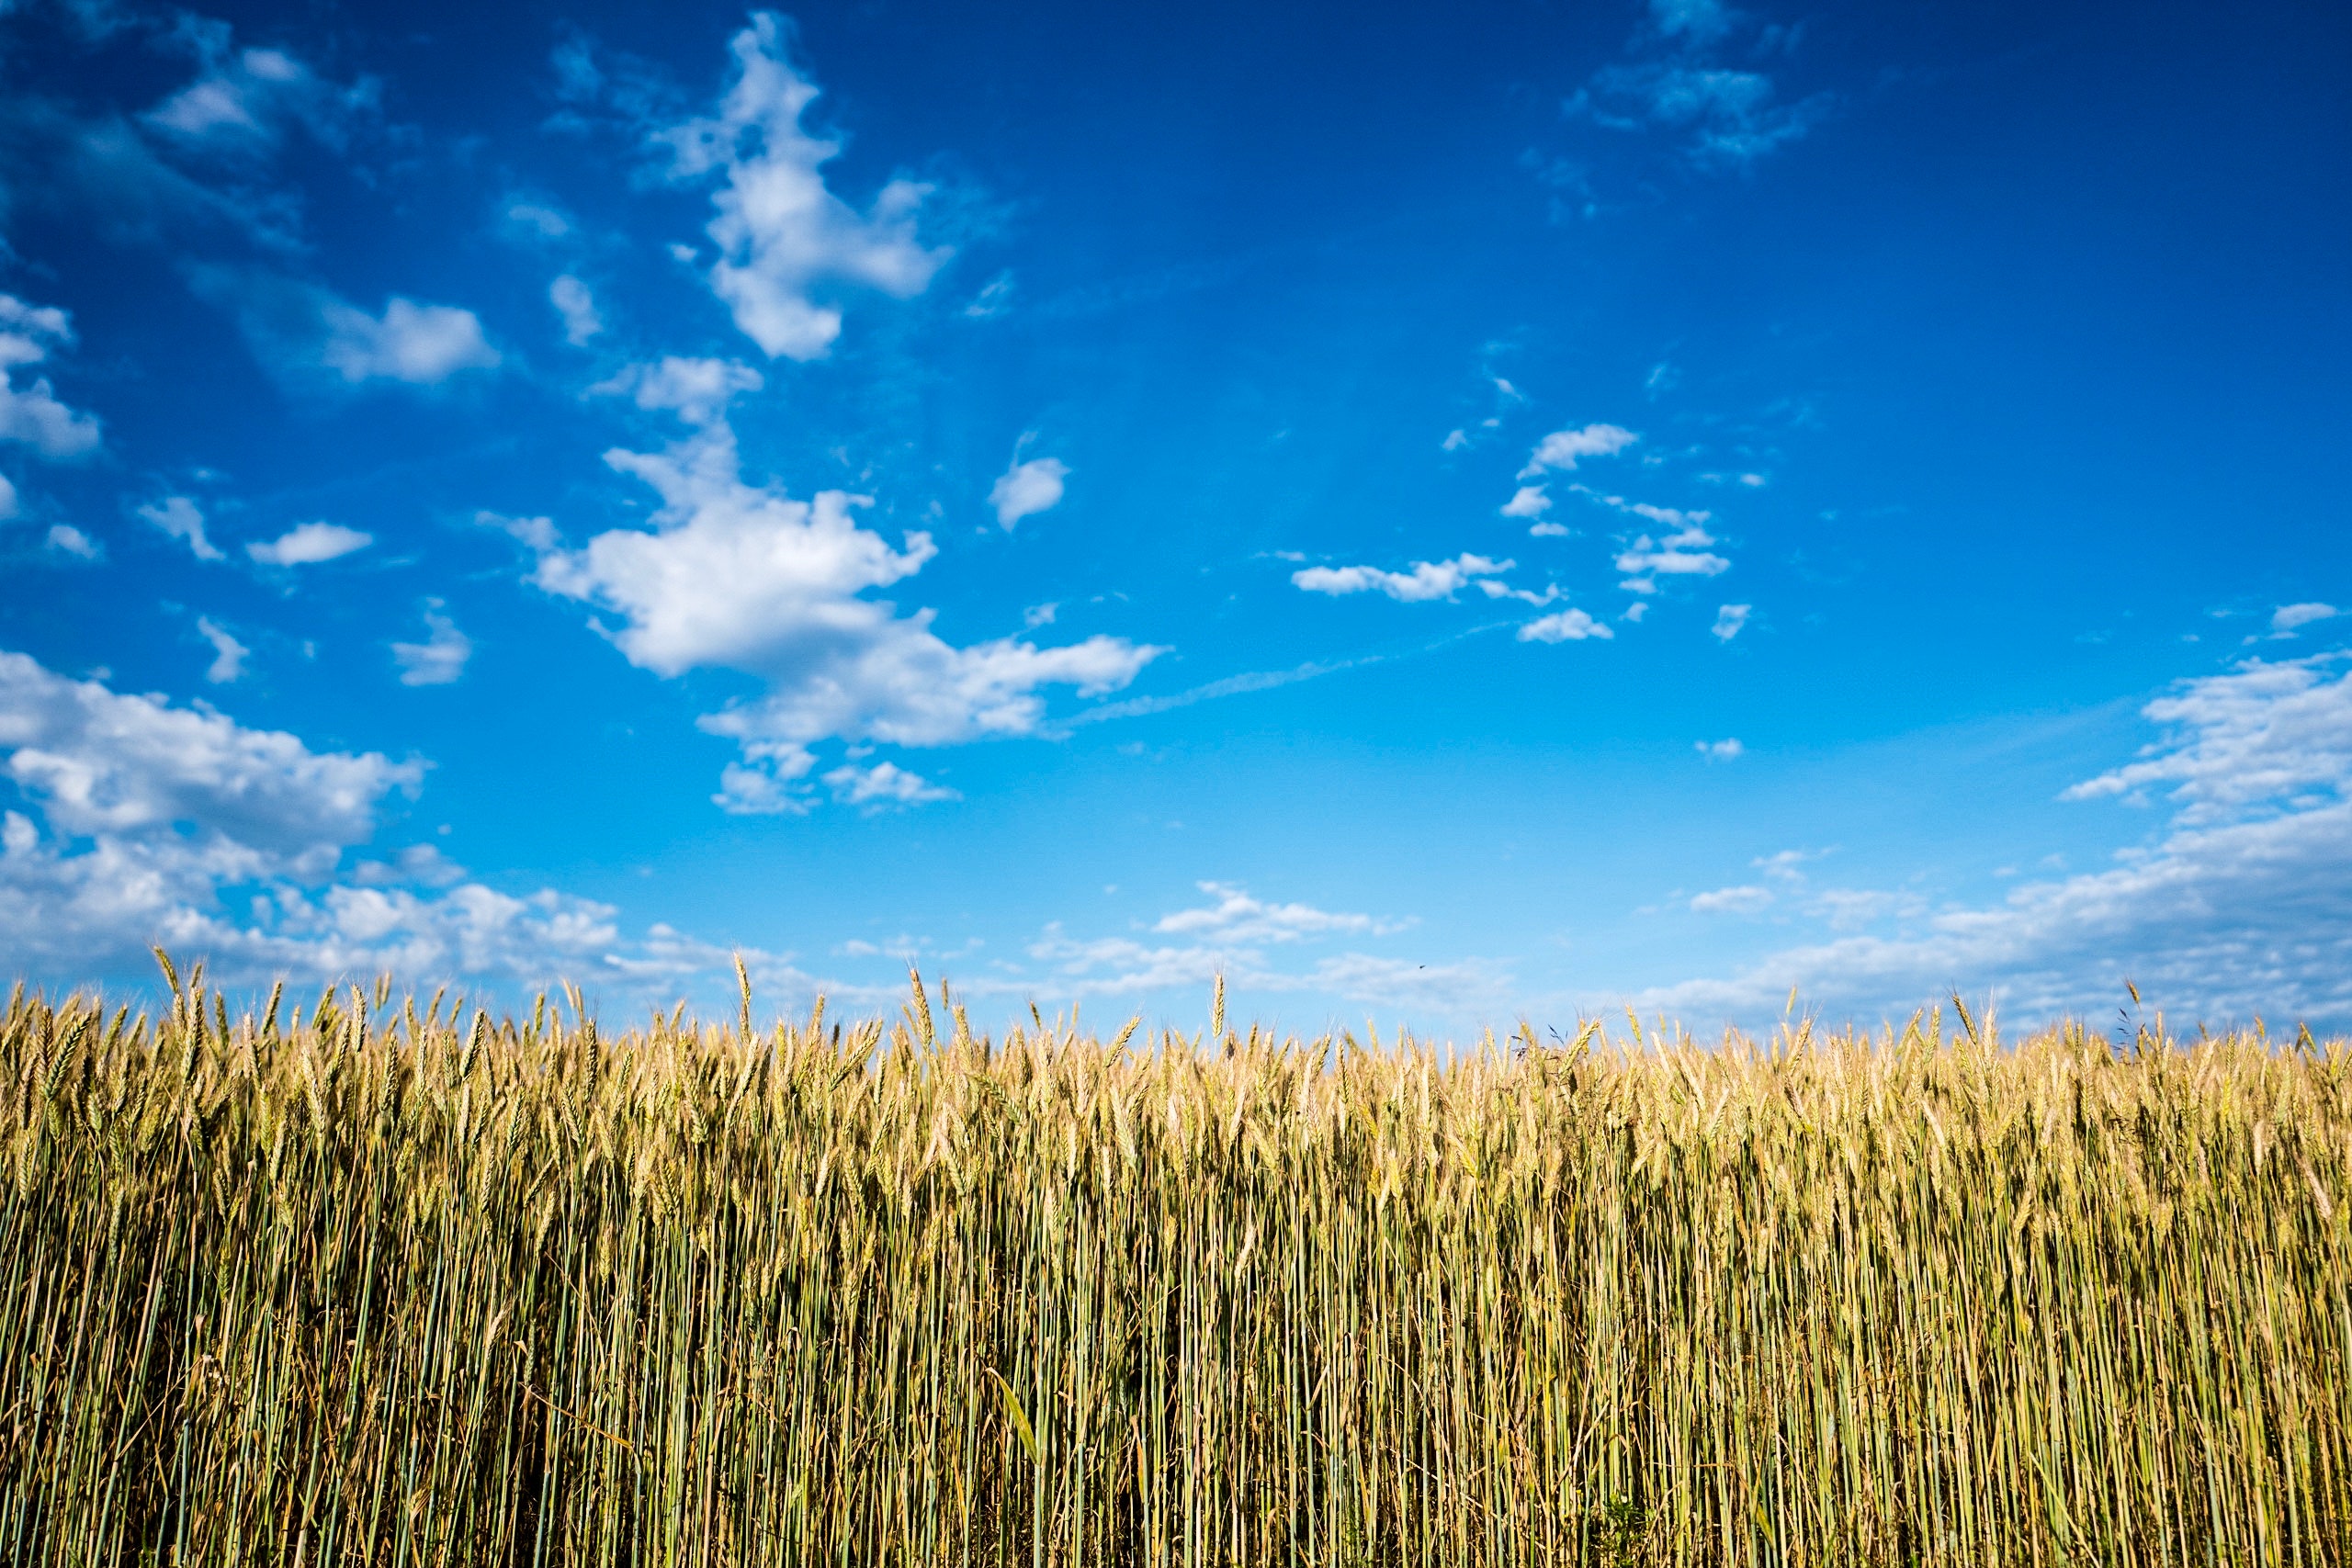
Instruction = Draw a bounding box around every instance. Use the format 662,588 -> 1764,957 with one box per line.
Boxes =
1,956 -> 2346,1566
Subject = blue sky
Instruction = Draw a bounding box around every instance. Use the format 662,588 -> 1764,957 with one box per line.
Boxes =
2,0 -> 2347,1035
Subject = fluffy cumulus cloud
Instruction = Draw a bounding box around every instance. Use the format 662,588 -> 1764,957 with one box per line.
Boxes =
193,267 -> 499,388
526,365 -> 1160,810
247,521 -> 370,566
1519,423 -> 1637,478
989,452 -> 1069,529
1643,655 -> 2352,1030
0,294 -> 103,460
1500,485 -> 1552,520
391,601 -> 472,686
655,13 -> 948,360
0,649 -> 687,991
1294,553 -> 1513,603
1712,603 -> 1751,641
1519,608 -> 1613,643
823,760 -> 957,810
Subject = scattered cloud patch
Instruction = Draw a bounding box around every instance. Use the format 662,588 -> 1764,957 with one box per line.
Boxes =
247,521 -> 370,566
2270,603 -> 2338,638
1713,603 -> 1751,641
1643,655 -> 2352,1028
990,452 -> 1069,529
1519,423 -> 1637,478
1690,884 -> 1772,914
1294,553 -> 1513,603
1500,484 -> 1551,519
1616,525 -> 1730,592
1154,881 -> 1396,943
526,378 -> 1160,807
823,759 -> 957,810
0,294 -> 102,460
1519,608 -> 1613,643
138,495 -> 223,560
45,525 -> 100,559
549,275 -> 604,344
391,601 -> 472,686
196,617 -> 247,682
142,21 -> 378,157
195,268 -> 499,388
1696,737 -> 1743,761
653,14 -> 948,360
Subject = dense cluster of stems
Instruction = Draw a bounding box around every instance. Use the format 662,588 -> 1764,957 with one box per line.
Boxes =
0,960 -> 2346,1565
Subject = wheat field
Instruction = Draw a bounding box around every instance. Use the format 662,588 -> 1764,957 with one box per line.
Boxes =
0,958 -> 2345,1566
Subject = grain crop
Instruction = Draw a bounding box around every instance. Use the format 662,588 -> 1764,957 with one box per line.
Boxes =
0,957 -> 2346,1565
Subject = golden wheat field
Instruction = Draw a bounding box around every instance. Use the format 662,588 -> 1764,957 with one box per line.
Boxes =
0,958 -> 2346,1566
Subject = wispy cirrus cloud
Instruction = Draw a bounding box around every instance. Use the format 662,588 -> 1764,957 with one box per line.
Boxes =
1642,655 -> 2352,1030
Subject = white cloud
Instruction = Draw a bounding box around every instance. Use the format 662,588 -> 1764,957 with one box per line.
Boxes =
247,521 -> 370,566
1616,525 -> 1730,592
990,453 -> 1069,529
391,601 -> 472,686
0,648 -> 730,993
505,201 -> 571,239
322,296 -> 499,384
964,273 -> 1013,319
714,758 -> 814,816
1293,553 -> 1512,603
196,617 -> 247,682
0,293 -> 103,460
549,274 -> 604,344
1643,655 -> 2352,1029
1696,737 -> 1743,761
0,475 -> 15,520
46,525 -> 100,559
1013,882 -> 1503,1019
2271,602 -> 2338,637
654,13 -> 948,360
823,759 -> 957,809
2060,653 -> 2352,824
1528,521 -> 1571,538
526,389 -> 1160,803
1581,65 -> 1831,166
1519,608 -> 1613,643
1023,602 -> 1058,629
593,355 -> 764,426
138,495 -> 224,560
1441,429 -> 1469,452
194,268 -> 499,388
141,22 -> 377,156
0,648 -> 416,850
1713,603 -> 1751,641
1154,880 -> 1393,943
1519,423 -> 1636,478
1690,884 -> 1772,914
1500,484 -> 1551,519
